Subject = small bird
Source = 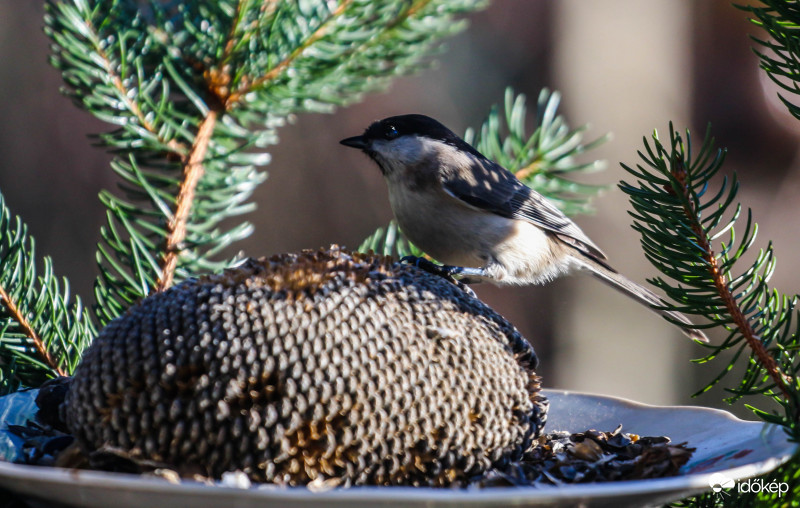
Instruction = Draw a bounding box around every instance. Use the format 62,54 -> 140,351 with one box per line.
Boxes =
341,114 -> 708,342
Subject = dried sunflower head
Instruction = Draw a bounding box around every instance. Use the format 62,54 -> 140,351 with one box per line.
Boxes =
64,246 -> 547,486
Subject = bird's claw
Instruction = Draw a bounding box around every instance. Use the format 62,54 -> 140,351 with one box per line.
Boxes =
400,256 -> 476,297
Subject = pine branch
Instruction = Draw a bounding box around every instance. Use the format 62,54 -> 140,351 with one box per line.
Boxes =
0,286 -> 65,378
157,109 -> 218,292
0,193 -> 94,388
45,0 -> 486,327
619,124 -> 799,414
669,155 -> 791,402
362,87 -> 608,260
621,125 -> 800,507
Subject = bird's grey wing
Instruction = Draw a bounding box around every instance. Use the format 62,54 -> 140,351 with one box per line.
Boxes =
440,157 -> 608,261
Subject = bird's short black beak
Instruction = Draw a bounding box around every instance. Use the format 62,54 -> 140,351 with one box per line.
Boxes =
340,135 -> 367,150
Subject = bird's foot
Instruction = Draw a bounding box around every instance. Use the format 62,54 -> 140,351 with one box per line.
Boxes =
400,256 -> 462,278
400,256 -> 477,297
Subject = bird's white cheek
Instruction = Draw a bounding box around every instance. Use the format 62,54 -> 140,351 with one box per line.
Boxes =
371,138 -> 428,169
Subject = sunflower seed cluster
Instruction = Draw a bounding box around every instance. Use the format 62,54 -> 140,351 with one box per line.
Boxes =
65,246 -> 547,486
478,425 -> 695,486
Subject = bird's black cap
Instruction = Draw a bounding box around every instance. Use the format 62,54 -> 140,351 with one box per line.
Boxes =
340,114 -> 483,158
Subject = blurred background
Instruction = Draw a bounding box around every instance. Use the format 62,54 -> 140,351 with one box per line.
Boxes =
1,1 -> 798,416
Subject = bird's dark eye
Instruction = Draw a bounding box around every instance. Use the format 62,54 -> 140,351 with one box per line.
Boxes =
384,125 -> 399,140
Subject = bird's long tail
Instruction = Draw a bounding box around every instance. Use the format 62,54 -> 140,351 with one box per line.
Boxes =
571,255 -> 709,342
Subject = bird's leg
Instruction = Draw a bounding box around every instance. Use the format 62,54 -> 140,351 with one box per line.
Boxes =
399,256 -> 485,297
400,256 -> 459,278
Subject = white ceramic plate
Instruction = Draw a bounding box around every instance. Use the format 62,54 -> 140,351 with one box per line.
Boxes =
0,389 -> 794,508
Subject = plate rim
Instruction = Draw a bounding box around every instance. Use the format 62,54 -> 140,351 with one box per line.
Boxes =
542,388 -> 767,422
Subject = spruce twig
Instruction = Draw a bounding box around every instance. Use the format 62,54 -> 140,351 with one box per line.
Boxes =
620,124 -> 799,415
667,157 -> 791,402
739,1 -> 800,123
